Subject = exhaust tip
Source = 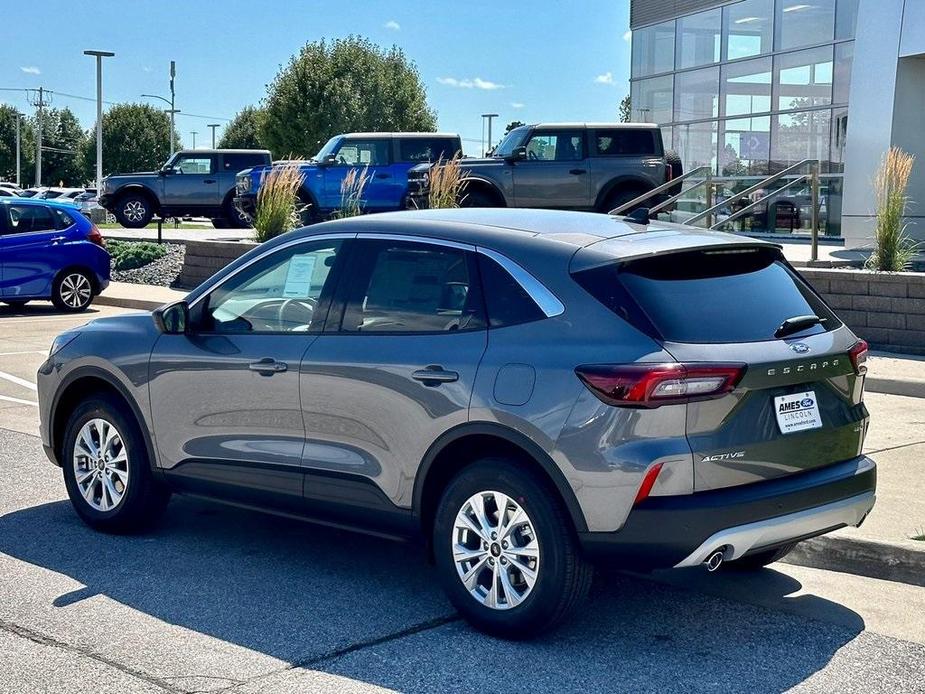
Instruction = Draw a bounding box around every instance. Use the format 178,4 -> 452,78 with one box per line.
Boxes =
704,548 -> 726,572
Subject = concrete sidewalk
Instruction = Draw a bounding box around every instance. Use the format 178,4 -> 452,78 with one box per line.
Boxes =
102,225 -> 255,244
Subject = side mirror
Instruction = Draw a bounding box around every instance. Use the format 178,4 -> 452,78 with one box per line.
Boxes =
152,300 -> 189,334
506,146 -> 527,163
159,166 -> 174,176
318,154 -> 337,167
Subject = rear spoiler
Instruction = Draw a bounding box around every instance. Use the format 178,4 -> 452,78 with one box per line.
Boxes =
569,229 -> 779,274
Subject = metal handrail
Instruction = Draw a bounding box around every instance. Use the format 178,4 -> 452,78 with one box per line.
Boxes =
609,166 -> 711,215
684,159 -> 818,226
649,177 -> 711,214
709,175 -> 809,229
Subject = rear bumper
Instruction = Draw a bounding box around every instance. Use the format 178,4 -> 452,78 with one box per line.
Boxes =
578,455 -> 876,569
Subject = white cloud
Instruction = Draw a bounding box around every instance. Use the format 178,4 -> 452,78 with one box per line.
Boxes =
594,71 -> 615,85
436,76 -> 505,90
142,66 -> 153,73
384,19 -> 400,30
510,102 -> 525,109
623,30 -> 632,42
20,66 -> 40,75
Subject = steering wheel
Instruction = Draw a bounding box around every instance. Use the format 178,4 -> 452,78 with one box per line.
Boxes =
276,297 -> 317,331
528,151 -> 538,161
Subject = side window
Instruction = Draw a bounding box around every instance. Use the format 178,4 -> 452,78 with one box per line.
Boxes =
341,241 -> 485,333
398,138 -> 461,163
524,131 -> 584,162
594,129 -> 657,156
173,155 -> 214,174
4,205 -> 57,234
477,255 -> 546,328
202,239 -> 342,334
51,208 -> 75,229
222,153 -> 265,172
334,140 -> 390,166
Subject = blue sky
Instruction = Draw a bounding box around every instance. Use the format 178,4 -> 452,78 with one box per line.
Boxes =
0,0 -> 631,155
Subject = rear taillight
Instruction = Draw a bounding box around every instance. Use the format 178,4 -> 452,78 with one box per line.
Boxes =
87,224 -> 106,248
849,339 -> 869,375
575,362 -> 746,408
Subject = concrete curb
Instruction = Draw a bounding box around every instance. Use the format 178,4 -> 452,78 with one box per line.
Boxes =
784,535 -> 925,587
866,376 -> 925,399
94,294 -> 163,311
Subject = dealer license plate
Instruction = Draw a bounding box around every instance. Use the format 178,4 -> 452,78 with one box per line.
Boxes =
774,390 -> 822,434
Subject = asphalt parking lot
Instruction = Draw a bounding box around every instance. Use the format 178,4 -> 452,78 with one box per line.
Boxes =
2,303 -> 925,693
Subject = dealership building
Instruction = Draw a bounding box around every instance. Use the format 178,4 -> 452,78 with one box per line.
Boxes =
629,0 -> 925,249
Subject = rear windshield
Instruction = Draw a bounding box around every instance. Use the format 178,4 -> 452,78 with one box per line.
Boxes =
574,247 -> 839,343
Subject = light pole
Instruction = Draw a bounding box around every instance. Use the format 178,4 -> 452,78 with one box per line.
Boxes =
481,113 -> 499,156
84,50 -> 116,195
141,93 -> 180,157
190,131 -> 198,149
14,112 -> 21,186
207,123 -> 220,148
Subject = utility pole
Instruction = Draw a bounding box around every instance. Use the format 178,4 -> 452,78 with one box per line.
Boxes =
169,61 -> 176,156
15,112 -> 21,186
481,113 -> 499,156
84,50 -> 115,195
27,87 -> 49,186
207,123 -> 220,148
190,131 -> 198,149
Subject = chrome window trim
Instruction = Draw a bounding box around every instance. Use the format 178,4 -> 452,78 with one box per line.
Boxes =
187,232 -> 357,310
478,247 -> 566,318
189,230 -> 566,320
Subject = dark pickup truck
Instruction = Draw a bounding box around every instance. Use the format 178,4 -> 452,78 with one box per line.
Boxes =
407,123 -> 681,212
99,149 -> 272,229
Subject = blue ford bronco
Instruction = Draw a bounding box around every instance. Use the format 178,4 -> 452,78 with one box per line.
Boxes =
235,132 -> 462,223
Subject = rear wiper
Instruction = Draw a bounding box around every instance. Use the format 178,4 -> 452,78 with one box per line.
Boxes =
775,314 -> 825,339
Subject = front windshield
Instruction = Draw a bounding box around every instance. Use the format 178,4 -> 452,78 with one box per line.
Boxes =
314,136 -> 343,162
493,127 -> 528,158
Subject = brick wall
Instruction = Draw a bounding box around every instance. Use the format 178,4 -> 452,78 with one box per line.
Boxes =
798,268 -> 925,354
175,240 -> 257,289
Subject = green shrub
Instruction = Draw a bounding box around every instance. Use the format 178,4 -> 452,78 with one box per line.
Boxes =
108,240 -> 167,271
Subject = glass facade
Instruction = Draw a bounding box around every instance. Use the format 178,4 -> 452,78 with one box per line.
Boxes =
629,0 -> 858,236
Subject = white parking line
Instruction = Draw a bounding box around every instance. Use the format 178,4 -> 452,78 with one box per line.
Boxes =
0,371 -> 37,392
0,351 -> 46,357
0,394 -> 37,406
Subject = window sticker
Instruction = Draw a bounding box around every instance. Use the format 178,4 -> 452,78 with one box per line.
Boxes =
282,255 -> 317,298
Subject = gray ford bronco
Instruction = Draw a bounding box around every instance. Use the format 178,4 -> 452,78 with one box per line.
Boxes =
99,149 -> 272,229
407,123 -> 681,212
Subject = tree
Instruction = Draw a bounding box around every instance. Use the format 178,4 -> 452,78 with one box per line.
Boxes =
0,105 -> 34,183
619,94 -> 632,123
34,107 -> 86,186
261,36 -> 437,158
504,120 -> 526,135
218,106 -> 267,151
81,103 -> 180,182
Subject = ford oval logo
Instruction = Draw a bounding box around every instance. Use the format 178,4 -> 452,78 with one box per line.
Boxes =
800,398 -> 814,408
790,343 -> 811,354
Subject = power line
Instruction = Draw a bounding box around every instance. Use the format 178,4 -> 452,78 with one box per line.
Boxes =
0,87 -> 231,121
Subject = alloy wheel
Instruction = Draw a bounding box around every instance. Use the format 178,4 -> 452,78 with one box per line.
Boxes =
452,490 -> 541,610
123,200 -> 146,223
59,273 -> 92,309
72,418 -> 129,512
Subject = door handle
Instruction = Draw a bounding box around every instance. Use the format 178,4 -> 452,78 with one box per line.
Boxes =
375,173 -> 391,179
204,179 -> 216,184
249,358 -> 288,375
569,169 -> 587,175
50,236 -> 67,245
411,365 -> 459,386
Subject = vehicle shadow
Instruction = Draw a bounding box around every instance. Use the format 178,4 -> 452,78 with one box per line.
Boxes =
0,302 -> 104,318
0,496 -> 865,693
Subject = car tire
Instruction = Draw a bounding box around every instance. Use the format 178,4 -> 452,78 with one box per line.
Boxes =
211,217 -> 229,229
433,458 -> 593,639
61,394 -> 171,533
664,149 -> 684,197
604,187 -> 646,215
51,270 -> 94,312
115,194 -> 154,228
725,543 -> 796,571
223,199 -> 252,229
460,189 -> 498,208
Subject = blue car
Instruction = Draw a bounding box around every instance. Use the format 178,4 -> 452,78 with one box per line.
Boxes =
234,132 -> 462,223
0,198 -> 110,312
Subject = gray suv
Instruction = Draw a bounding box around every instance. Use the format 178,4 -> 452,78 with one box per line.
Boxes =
407,123 -> 681,212
37,208 -> 875,638
98,149 -> 272,229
